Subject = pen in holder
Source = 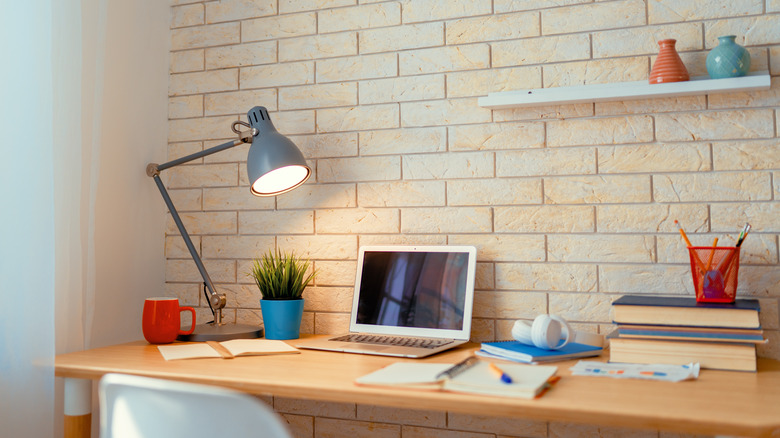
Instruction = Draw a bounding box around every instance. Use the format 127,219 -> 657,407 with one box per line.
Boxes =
688,246 -> 740,303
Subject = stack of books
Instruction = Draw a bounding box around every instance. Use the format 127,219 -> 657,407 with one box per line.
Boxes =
610,295 -> 764,372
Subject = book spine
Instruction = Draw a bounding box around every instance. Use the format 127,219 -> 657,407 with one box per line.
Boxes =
617,329 -> 765,343
480,344 -> 532,362
612,306 -> 759,329
609,339 -> 756,372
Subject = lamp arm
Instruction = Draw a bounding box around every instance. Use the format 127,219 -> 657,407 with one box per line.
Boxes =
149,126 -> 256,174
145,127 -> 256,326
149,174 -> 226,323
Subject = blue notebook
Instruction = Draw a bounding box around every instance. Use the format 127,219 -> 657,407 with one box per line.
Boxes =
479,341 -> 602,364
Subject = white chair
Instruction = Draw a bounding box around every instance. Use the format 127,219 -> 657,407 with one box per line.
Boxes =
99,373 -> 292,438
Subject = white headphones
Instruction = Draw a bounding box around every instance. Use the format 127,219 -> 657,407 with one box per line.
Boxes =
511,314 -> 572,350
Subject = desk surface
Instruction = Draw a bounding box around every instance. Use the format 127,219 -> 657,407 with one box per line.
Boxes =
56,335 -> 780,438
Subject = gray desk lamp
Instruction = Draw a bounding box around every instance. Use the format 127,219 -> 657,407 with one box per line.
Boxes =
146,106 -> 311,341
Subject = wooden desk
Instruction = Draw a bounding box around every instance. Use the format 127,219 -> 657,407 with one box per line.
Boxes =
56,335 -> 780,438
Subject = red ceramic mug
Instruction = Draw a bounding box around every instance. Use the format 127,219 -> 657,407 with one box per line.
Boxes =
142,297 -> 196,344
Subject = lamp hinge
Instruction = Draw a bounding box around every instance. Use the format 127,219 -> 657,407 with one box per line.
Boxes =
146,163 -> 160,177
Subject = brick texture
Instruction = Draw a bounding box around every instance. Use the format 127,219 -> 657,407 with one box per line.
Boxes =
165,1 -> 780,436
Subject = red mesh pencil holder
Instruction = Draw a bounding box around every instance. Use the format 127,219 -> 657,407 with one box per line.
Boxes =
688,246 -> 740,303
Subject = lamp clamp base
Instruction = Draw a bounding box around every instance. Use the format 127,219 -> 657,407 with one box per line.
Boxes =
210,293 -> 226,310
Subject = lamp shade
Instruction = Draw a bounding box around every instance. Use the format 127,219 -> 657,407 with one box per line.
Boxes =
246,106 -> 311,197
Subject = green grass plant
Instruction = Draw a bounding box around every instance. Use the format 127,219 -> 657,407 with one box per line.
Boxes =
249,249 -> 315,300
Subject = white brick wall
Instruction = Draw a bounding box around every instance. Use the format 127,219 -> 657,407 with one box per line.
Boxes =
166,0 -> 780,435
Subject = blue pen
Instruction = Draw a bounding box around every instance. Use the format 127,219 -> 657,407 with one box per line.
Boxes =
488,363 -> 513,384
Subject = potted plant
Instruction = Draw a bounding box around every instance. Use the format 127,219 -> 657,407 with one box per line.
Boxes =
248,249 -> 315,340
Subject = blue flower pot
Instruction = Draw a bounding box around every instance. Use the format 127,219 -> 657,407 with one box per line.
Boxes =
260,298 -> 304,340
706,35 -> 750,79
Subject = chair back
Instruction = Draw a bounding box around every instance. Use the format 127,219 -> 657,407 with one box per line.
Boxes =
99,373 -> 292,438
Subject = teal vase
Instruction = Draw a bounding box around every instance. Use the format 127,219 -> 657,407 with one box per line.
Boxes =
706,35 -> 750,79
260,298 -> 304,340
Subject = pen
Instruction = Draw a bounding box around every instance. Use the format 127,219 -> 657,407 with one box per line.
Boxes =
436,356 -> 479,380
736,223 -> 751,247
714,224 -> 751,272
488,363 -> 513,384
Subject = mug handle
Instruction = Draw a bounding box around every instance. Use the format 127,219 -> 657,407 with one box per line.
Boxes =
178,306 -> 196,335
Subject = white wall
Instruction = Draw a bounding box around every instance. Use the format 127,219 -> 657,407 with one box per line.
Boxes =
88,0 -> 170,349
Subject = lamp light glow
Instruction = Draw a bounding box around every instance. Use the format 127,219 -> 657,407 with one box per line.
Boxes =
251,165 -> 310,196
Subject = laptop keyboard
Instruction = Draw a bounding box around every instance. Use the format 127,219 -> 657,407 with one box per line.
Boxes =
331,334 -> 453,349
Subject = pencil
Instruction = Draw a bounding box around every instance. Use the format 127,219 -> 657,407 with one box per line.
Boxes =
705,237 -> 718,271
674,220 -> 693,247
676,220 -> 704,271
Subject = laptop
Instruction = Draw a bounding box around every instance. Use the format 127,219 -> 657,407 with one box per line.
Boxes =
296,245 -> 477,358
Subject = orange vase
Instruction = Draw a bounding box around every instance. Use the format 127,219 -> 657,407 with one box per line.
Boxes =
649,39 -> 689,84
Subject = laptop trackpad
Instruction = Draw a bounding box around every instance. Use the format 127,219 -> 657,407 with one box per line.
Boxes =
348,344 -> 390,352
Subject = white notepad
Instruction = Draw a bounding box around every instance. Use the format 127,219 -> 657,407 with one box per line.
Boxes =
157,339 -> 299,361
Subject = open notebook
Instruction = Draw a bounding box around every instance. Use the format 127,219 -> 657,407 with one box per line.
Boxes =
296,245 -> 477,358
355,357 -> 558,399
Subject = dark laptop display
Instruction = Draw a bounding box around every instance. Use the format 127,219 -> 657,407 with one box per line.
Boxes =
355,251 -> 470,331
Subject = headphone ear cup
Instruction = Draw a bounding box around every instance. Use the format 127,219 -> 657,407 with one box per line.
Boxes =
513,315 -> 573,350
511,320 -> 534,346
531,315 -> 555,349
549,315 -> 572,349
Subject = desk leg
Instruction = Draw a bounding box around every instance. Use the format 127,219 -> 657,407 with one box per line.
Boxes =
64,378 -> 92,438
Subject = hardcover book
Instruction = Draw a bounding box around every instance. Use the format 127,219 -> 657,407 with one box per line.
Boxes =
609,336 -> 757,372
616,324 -> 765,344
611,295 -> 760,328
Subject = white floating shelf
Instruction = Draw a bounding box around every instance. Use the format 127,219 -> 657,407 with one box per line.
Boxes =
477,71 -> 771,109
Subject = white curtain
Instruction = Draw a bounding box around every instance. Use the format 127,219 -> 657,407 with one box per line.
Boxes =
53,0 -> 99,364
1,0 -> 169,436
0,1 -> 57,436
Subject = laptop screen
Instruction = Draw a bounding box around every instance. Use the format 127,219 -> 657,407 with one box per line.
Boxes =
350,246 -> 476,339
